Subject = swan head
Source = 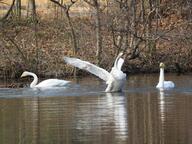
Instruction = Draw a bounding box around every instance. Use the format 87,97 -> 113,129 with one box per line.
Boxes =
117,52 -> 124,58
159,62 -> 165,69
21,71 -> 38,88
21,71 -> 31,78
113,52 -> 125,70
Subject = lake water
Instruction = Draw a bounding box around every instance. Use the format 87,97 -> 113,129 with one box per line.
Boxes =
0,74 -> 192,144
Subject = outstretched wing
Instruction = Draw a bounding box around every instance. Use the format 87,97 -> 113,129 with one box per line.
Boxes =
64,57 -> 110,82
164,81 -> 175,89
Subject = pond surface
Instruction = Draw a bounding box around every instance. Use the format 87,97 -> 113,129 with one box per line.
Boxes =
0,74 -> 192,144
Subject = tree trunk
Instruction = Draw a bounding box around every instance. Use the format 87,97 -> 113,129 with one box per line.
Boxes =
15,0 -> 21,19
49,0 -> 78,76
66,12 -> 78,56
129,0 -> 136,51
95,4 -> 102,66
83,0 -> 102,66
146,0 -> 155,57
65,11 -> 78,76
28,0 -> 37,21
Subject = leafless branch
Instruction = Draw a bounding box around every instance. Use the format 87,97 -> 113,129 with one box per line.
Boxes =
84,0 -> 96,7
50,0 -> 67,9
0,1 -> 9,5
0,0 -> 16,22
2,34 -> 27,62
50,0 -> 77,11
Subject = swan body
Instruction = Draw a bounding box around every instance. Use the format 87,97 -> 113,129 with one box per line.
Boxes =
156,63 -> 175,89
64,52 -> 126,92
21,71 -> 70,88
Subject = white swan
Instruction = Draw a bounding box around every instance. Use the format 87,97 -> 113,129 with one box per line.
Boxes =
64,52 -> 126,92
156,63 -> 175,89
21,71 -> 70,88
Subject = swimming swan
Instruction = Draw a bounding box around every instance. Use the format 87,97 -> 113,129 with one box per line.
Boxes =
156,63 -> 175,89
21,71 -> 70,88
64,52 -> 126,92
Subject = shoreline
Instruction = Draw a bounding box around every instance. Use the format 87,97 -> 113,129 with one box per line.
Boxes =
0,69 -> 191,79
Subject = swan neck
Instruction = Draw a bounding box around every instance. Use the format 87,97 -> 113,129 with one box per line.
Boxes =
29,72 -> 38,88
114,54 -> 121,69
159,68 -> 164,84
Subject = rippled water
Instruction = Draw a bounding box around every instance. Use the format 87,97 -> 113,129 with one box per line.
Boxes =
0,74 -> 192,144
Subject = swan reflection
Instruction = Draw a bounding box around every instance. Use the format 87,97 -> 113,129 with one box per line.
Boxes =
105,92 -> 128,139
159,90 -> 165,144
73,92 -> 128,142
159,90 -> 165,122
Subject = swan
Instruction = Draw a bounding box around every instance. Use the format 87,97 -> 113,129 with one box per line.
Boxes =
21,71 -> 70,88
64,52 -> 126,92
156,63 -> 175,89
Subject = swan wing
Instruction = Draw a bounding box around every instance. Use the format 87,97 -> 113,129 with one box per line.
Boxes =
64,57 -> 110,82
164,81 -> 175,88
36,79 -> 70,87
156,81 -> 175,89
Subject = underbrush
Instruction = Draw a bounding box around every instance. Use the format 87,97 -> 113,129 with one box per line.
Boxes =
0,16 -> 191,79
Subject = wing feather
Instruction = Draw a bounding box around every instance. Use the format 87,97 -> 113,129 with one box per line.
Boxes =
64,57 -> 110,82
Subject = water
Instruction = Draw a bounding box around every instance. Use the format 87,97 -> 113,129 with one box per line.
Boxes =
0,74 -> 192,144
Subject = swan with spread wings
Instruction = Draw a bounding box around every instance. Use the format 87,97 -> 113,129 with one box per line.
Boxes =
64,52 -> 126,92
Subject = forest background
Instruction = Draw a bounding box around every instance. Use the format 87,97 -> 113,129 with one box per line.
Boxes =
0,0 -> 192,79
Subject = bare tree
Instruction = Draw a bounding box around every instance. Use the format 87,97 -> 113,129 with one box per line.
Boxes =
50,0 -> 78,56
111,0 -> 142,60
111,0 -> 178,61
84,0 -> 103,66
50,0 -> 78,76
